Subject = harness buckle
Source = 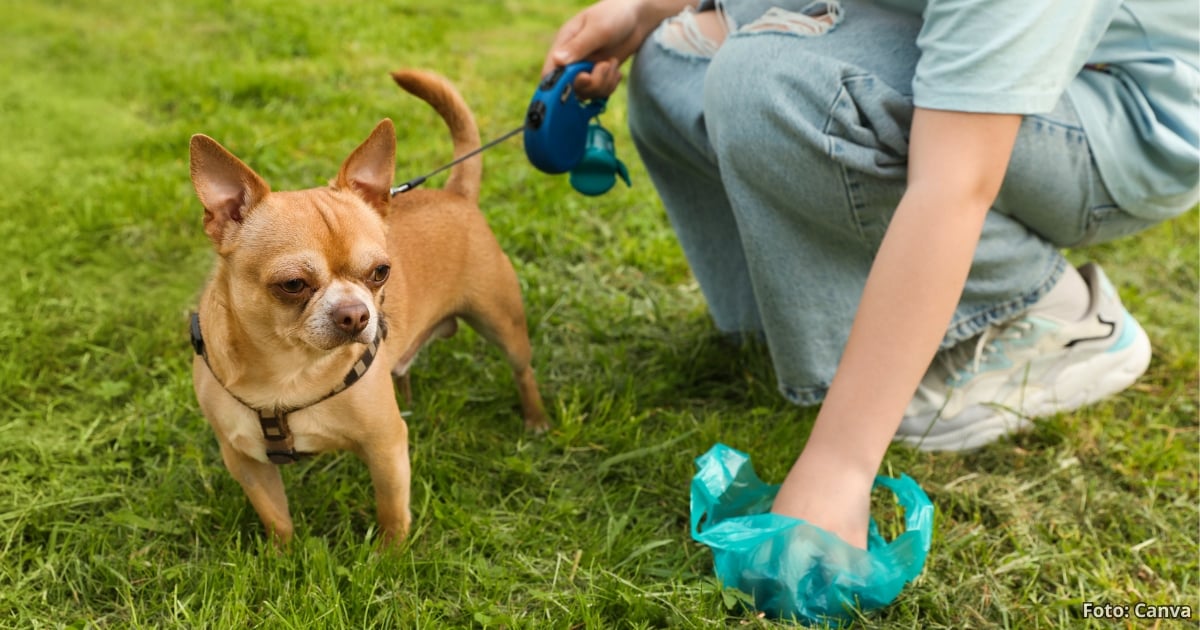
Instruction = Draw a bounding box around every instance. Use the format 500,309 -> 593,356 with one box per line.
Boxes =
266,450 -> 300,465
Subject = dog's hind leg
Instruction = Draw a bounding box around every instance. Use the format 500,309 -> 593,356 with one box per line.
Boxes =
391,370 -> 413,406
460,262 -> 549,433
390,318 -> 458,407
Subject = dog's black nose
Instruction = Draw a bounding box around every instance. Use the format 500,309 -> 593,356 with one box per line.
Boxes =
333,302 -> 370,336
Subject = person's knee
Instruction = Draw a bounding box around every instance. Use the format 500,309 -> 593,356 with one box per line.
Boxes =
704,36 -> 911,183
656,8 -> 731,58
634,1 -> 847,153
658,1 -> 842,58
702,38 -> 829,161
628,29 -> 708,156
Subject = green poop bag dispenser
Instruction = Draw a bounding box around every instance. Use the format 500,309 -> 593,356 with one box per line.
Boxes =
569,123 -> 631,197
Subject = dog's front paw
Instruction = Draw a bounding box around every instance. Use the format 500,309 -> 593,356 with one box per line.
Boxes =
524,412 -> 550,434
376,512 -> 412,550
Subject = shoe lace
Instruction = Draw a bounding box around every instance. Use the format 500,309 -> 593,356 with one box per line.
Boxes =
940,318 -> 1036,385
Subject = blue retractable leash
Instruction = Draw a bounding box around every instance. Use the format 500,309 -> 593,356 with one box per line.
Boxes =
391,62 -> 630,198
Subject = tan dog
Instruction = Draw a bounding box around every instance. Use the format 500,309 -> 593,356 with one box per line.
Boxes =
188,69 -> 547,546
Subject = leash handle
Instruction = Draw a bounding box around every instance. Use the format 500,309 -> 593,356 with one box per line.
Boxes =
523,62 -> 607,175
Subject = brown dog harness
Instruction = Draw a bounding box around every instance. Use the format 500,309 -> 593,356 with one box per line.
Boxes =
190,313 -> 388,464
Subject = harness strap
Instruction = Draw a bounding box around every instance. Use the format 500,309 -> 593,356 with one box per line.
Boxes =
190,312 -> 387,465
257,408 -> 302,464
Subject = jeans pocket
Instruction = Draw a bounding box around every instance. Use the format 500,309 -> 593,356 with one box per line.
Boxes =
1074,204 -> 1161,247
826,75 -> 911,245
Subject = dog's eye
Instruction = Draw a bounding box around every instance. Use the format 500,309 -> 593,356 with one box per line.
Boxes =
279,279 -> 307,294
369,265 -> 390,284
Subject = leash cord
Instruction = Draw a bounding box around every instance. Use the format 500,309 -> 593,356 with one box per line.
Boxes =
390,124 -> 526,196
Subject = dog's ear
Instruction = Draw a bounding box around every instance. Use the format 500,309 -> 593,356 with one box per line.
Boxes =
189,134 -> 270,247
336,119 -> 395,216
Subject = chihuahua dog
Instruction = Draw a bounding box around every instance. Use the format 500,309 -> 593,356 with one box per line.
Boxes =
189,69 -> 547,545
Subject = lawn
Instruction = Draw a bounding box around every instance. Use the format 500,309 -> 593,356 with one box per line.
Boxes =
0,0 -> 1196,628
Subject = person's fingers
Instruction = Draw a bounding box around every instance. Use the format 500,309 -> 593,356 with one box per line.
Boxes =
573,58 -> 622,100
605,59 -> 623,89
573,71 -> 603,99
592,59 -> 620,94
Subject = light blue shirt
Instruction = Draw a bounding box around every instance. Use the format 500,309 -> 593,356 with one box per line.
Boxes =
879,0 -> 1199,219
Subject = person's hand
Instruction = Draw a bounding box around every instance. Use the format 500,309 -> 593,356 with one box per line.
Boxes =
770,447 -> 875,549
542,0 -> 687,100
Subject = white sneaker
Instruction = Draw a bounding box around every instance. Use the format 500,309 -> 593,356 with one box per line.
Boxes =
894,263 -> 1152,452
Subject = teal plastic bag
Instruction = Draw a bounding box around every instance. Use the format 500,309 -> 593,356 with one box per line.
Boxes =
690,444 -> 934,625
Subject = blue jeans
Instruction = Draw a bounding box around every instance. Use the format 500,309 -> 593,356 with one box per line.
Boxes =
627,0 -> 1161,405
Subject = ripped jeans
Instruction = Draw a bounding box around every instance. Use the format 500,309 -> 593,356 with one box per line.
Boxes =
627,0 -> 1161,405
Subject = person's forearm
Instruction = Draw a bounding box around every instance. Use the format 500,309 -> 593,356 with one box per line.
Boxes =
767,180 -> 995,548
805,186 -> 990,470
633,0 -> 698,35
640,0 -> 699,19
756,112 -> 1021,550
803,109 -> 1022,474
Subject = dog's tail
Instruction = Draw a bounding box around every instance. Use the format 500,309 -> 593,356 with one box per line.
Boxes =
390,69 -> 482,204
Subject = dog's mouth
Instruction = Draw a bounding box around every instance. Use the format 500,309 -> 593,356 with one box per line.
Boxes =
292,310 -> 379,352
318,320 -> 377,349
342,321 -> 378,346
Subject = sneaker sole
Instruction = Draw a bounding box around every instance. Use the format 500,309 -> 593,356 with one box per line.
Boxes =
894,314 -> 1152,453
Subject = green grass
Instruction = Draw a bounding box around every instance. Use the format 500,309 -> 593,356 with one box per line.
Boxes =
0,1 -> 1196,627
